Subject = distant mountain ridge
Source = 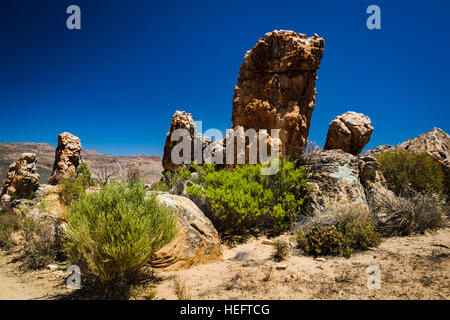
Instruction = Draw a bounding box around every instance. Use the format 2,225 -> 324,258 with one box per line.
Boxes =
0,142 -> 162,184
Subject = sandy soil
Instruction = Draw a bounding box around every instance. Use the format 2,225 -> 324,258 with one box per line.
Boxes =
151,227 -> 450,300
0,227 -> 449,300
0,249 -> 70,300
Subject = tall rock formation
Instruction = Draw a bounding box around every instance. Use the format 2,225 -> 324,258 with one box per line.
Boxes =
232,30 -> 325,160
1,153 -> 40,203
324,111 -> 374,155
48,132 -> 82,185
162,111 -> 211,171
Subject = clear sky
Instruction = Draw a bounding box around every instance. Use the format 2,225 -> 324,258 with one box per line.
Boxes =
0,0 -> 449,156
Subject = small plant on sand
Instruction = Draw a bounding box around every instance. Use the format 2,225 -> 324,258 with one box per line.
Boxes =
272,239 -> 290,262
262,266 -> 273,282
173,275 -> 191,300
297,207 -> 380,257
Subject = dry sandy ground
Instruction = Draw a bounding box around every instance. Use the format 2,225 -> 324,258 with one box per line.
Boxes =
0,250 -> 70,300
152,227 -> 450,300
0,227 -> 449,300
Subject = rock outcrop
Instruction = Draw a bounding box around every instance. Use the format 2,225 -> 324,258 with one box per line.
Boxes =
150,192 -> 222,270
48,132 -> 82,185
232,30 -> 325,160
365,128 -> 450,195
358,155 -> 399,217
1,153 -> 40,203
301,149 -> 396,217
162,111 -> 212,171
302,150 -> 370,216
324,111 -> 374,155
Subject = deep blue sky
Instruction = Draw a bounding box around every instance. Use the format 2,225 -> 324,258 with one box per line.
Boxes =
0,0 -> 449,156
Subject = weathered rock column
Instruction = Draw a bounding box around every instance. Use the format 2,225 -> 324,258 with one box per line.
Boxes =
1,153 -> 40,203
232,30 -> 325,160
48,132 -> 82,185
162,111 -> 211,171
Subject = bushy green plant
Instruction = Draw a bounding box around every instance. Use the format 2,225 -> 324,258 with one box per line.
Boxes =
77,162 -> 95,187
376,150 -> 444,195
59,174 -> 87,206
297,226 -> 348,257
64,182 -> 178,288
149,180 -> 169,192
297,208 -> 380,257
337,211 -> 381,252
59,163 -> 96,206
185,161 -> 308,237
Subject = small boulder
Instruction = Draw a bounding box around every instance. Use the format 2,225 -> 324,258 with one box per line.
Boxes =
150,192 -> 222,270
302,149 -> 370,216
324,111 -> 374,155
359,156 -> 399,219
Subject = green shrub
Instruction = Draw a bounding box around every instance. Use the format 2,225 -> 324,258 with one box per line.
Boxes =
376,150 -> 444,195
336,210 -> 381,252
149,181 -> 169,192
59,174 -> 87,206
59,163 -> 96,206
64,182 -> 178,288
297,226 -> 348,257
77,163 -> 95,187
185,161 -> 308,238
297,208 -> 380,257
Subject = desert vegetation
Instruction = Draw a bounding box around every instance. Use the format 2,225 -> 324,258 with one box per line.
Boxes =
376,150 -> 444,196
64,181 -> 177,296
158,161 -> 309,242
0,162 -> 179,298
297,208 -> 381,258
